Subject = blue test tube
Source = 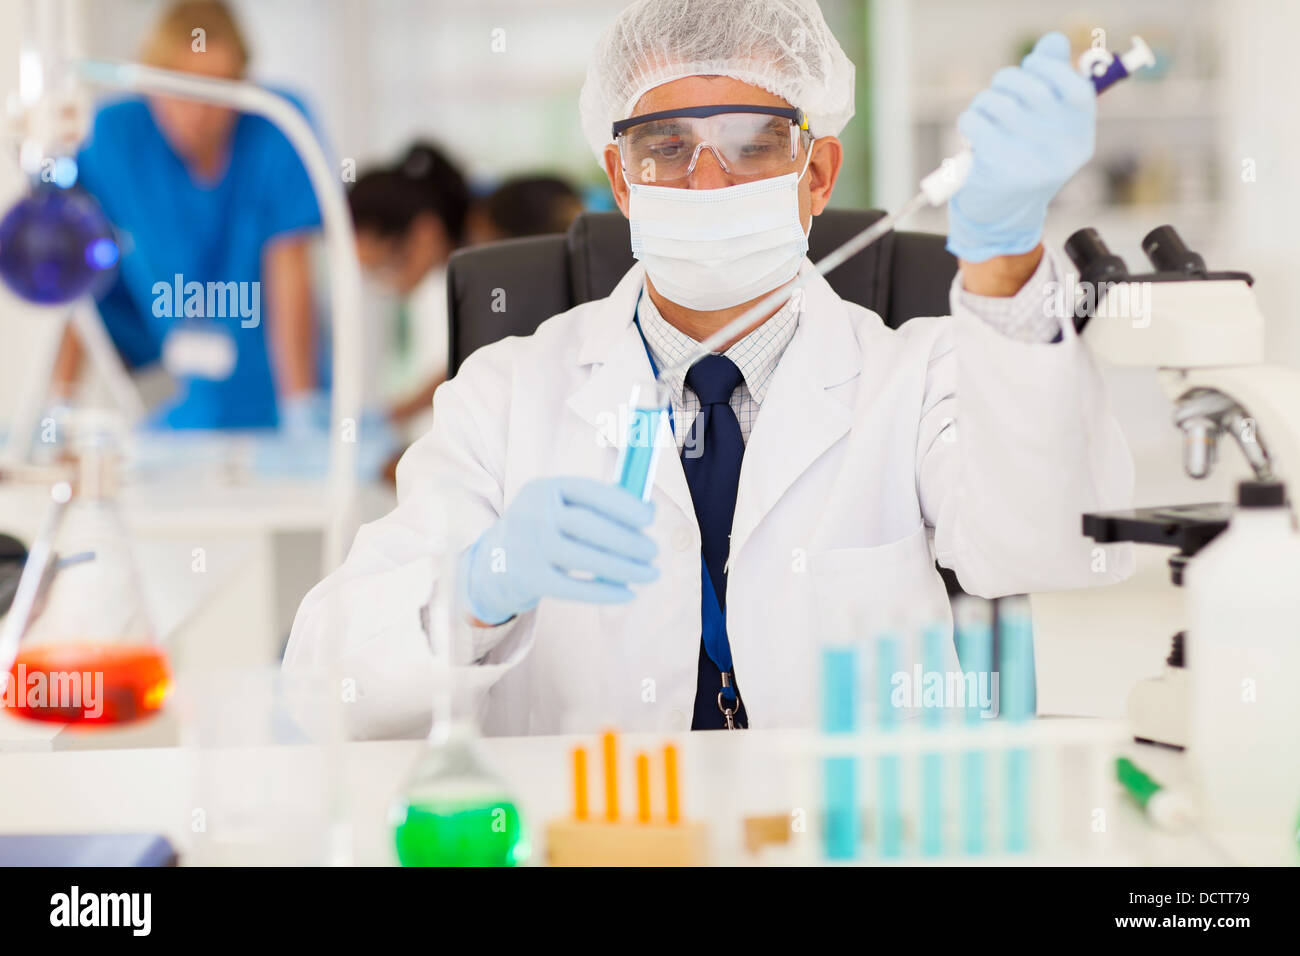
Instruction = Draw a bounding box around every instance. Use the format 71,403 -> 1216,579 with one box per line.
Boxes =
613,379 -> 671,502
919,623 -> 947,857
954,600 -> 993,856
999,599 -> 1035,854
822,646 -> 859,861
874,634 -> 903,859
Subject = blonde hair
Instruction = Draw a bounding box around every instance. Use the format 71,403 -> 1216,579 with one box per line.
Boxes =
139,0 -> 249,72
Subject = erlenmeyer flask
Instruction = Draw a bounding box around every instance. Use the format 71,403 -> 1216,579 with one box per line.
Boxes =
5,413 -> 169,724
388,548 -> 528,867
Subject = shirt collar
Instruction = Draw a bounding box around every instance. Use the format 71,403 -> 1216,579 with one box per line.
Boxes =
635,287 -> 801,406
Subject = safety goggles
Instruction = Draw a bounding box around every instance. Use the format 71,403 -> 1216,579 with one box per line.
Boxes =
613,104 -> 811,186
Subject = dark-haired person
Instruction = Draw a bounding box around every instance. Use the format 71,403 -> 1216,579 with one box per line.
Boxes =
466,174 -> 584,244
64,0 -> 323,431
349,143 -> 470,431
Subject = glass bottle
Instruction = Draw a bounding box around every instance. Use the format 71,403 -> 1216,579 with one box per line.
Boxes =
5,413 -> 169,724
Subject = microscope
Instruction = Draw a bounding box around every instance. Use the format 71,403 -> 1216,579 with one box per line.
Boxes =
1068,224 -> 1284,748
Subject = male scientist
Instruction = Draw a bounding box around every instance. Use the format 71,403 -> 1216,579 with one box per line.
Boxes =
286,0 -> 1133,739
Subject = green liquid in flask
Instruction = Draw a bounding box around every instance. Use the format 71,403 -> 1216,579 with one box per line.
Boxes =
393,798 -> 526,867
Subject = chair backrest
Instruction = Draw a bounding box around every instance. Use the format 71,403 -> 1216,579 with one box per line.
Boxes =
446,208 -> 957,376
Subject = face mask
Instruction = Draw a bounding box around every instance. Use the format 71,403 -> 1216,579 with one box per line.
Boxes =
627,170 -> 810,311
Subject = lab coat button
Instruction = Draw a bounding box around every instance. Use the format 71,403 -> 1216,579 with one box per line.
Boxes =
671,527 -> 692,552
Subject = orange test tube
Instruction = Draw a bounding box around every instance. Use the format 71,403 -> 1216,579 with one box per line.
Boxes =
664,743 -> 680,824
572,746 -> 589,821
602,731 -> 619,822
635,752 -> 651,823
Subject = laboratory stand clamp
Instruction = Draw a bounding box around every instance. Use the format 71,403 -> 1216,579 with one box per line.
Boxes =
1075,225 -> 1300,867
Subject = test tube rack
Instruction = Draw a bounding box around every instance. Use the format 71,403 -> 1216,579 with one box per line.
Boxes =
545,731 -> 709,867
787,611 -> 1127,865
788,717 -> 1126,865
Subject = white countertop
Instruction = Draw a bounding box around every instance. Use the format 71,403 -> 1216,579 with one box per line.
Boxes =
0,724 -> 1239,867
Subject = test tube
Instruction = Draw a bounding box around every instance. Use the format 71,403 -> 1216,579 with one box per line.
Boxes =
572,747 -> 589,821
635,752 -> 651,824
613,379 -> 672,502
919,622 -> 947,857
998,598 -> 1035,854
954,597 -> 993,856
874,634 -> 903,859
822,646 -> 859,861
663,744 -> 680,825
602,731 -> 619,822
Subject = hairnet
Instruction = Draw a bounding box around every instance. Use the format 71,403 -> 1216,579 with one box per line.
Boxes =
579,0 -> 855,163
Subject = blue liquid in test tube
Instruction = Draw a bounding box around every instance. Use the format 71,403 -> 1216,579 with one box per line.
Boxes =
955,604 -> 993,856
822,647 -> 859,861
919,623 -> 947,857
614,381 -> 670,501
999,601 -> 1035,854
875,635 -> 902,859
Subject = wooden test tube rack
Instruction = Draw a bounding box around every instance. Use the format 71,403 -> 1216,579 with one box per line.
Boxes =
545,732 -> 709,867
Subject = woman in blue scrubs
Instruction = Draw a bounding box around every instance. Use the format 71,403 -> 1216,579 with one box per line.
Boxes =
67,0 -> 322,430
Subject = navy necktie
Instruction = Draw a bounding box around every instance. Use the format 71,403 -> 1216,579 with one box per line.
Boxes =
682,354 -> 749,730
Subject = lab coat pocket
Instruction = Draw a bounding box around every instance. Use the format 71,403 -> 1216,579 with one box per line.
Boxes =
807,524 -> 944,639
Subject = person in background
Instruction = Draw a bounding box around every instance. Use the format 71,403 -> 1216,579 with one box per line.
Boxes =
465,175 -> 584,244
60,0 -> 322,430
352,160 -> 584,483
349,143 -> 470,430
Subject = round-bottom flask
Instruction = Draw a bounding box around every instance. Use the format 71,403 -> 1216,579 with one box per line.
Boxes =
390,723 -> 528,867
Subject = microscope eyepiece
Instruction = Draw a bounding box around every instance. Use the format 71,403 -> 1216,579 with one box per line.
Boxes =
1064,228 -> 1130,287
1142,225 -> 1207,276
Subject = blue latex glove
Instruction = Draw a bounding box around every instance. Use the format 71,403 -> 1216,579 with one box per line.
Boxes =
947,32 -> 1096,262
459,477 -> 659,625
278,390 -> 331,440
253,407 -> 401,480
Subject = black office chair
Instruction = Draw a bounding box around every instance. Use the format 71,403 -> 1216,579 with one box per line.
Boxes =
444,208 -> 970,596
446,208 -> 958,376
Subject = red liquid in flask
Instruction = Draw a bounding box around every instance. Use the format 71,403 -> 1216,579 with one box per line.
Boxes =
6,643 -> 170,724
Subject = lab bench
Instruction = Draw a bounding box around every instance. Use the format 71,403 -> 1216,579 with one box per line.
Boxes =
0,726 -> 1236,867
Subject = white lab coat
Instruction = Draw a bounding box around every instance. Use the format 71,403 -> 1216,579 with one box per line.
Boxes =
285,259 -> 1134,739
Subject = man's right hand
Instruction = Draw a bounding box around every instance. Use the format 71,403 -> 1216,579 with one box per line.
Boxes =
459,476 -> 660,626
